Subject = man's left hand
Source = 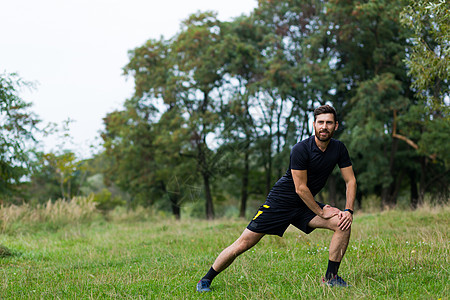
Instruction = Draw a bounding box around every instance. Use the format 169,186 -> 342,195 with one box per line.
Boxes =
337,210 -> 353,231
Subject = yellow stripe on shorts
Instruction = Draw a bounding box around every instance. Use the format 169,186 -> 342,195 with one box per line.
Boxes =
253,210 -> 263,220
253,205 -> 269,220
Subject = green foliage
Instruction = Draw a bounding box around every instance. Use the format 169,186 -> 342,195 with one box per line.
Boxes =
4,0 -> 448,217
99,0 -> 449,217
343,73 -> 409,193
175,11 -> 225,92
26,151 -> 62,202
101,100 -> 158,206
121,12 -> 234,219
92,189 -> 125,212
400,0 -> 449,104
26,151 -> 87,202
0,72 -> 39,196
399,0 -> 450,166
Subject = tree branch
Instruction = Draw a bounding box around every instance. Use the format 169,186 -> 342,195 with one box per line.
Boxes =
392,110 -> 437,160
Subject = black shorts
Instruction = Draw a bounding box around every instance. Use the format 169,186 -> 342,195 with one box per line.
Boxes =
247,201 -> 325,237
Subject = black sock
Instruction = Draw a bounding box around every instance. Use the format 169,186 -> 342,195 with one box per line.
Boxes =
325,260 -> 341,280
202,267 -> 220,282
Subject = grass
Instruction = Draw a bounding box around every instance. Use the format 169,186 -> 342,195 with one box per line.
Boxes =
0,203 -> 448,299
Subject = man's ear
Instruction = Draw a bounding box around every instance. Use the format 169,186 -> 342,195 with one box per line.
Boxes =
335,121 -> 339,130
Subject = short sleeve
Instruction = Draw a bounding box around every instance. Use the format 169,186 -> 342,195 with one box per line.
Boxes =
337,143 -> 352,168
290,142 -> 309,170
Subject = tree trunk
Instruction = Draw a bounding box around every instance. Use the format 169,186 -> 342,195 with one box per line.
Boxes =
356,189 -> 362,210
391,171 -> 404,205
382,137 -> 399,207
410,170 -> 419,209
67,179 -> 71,200
328,174 -> 337,206
419,157 -> 426,204
127,196 -> 133,212
203,172 -> 214,220
266,143 -> 272,196
197,140 -> 214,220
240,96 -> 251,219
199,91 -> 214,220
60,174 -> 65,200
240,142 -> 249,218
170,194 -> 181,220
161,181 -> 181,220
197,139 -> 214,219
276,99 -> 284,179
381,187 -> 390,208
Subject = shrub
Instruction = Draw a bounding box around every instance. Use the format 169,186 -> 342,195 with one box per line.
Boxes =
91,189 -> 125,212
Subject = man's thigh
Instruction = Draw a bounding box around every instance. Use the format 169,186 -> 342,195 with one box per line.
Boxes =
247,205 -> 293,237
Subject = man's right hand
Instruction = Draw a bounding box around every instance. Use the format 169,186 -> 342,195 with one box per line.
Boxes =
321,205 -> 340,219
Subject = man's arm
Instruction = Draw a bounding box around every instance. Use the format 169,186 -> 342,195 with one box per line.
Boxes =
291,169 -> 339,219
337,166 -> 357,231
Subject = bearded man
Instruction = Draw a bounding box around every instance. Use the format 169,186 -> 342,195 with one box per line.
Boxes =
196,105 -> 357,292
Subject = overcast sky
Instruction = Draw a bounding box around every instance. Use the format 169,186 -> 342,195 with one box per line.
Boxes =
1,0 -> 257,158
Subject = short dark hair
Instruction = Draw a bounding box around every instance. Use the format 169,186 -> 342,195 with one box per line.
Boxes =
314,105 -> 337,122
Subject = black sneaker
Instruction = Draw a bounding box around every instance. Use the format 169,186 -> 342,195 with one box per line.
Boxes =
196,279 -> 211,292
321,275 -> 349,287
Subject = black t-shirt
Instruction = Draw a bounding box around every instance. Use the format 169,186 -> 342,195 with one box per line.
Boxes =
266,136 -> 352,208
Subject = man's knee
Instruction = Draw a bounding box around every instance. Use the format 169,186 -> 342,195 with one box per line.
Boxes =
237,237 -> 258,252
228,240 -> 250,257
235,240 -> 251,254
329,215 -> 351,233
233,231 -> 262,254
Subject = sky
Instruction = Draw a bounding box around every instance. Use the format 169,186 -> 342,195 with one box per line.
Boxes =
1,0 -> 258,158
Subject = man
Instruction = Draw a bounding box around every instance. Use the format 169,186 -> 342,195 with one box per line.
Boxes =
196,105 -> 357,292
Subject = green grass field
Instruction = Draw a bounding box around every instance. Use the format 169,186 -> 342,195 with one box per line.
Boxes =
0,204 -> 448,299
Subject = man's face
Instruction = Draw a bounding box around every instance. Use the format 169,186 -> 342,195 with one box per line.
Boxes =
313,113 -> 338,142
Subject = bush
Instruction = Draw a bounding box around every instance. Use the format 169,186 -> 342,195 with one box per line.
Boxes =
91,189 -> 125,212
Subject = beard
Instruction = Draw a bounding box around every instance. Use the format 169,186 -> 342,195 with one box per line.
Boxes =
315,128 -> 335,142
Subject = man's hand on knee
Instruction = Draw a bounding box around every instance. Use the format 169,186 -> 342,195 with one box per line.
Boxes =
337,210 -> 353,231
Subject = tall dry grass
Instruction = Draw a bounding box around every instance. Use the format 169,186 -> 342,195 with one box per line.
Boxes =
0,195 -> 446,235
0,196 -> 99,234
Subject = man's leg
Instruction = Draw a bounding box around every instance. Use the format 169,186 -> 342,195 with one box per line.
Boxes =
308,215 -> 351,286
197,229 -> 265,292
213,229 -> 265,272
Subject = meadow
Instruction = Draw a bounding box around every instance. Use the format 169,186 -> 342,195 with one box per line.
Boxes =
0,198 -> 448,299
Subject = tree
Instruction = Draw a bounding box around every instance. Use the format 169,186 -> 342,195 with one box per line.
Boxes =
152,107 -> 194,219
398,0 -> 450,204
98,0 -> 448,216
400,0 -> 449,108
26,151 -> 61,202
324,0 -> 420,207
172,12 -> 227,219
399,0 -> 449,164
27,150 -> 86,202
101,99 -> 158,207
249,0 -> 323,194
124,37 -> 196,219
0,72 -> 39,199
343,73 -> 409,205
219,14 -> 267,217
